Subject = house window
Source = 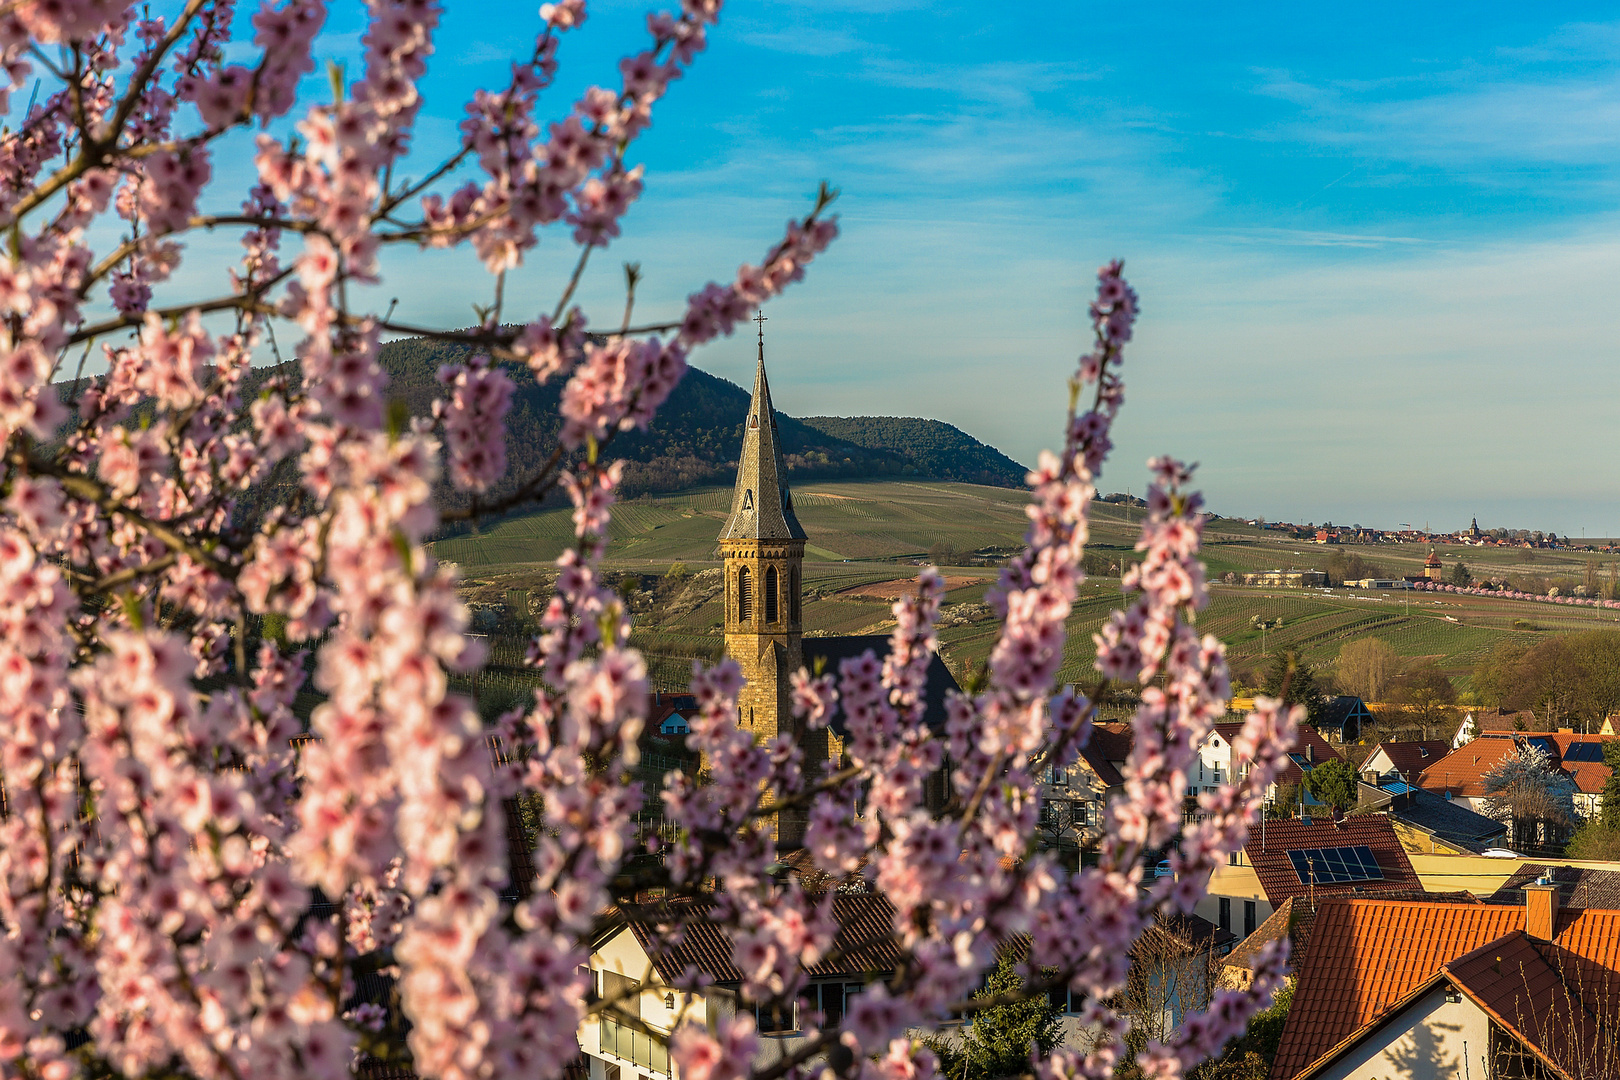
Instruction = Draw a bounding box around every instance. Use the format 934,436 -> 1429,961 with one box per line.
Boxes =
765,566 -> 779,623
814,983 -> 848,1026
738,567 -> 752,621
1243,900 -> 1257,937
757,999 -> 797,1035
1219,897 -> 1231,933
1228,850 -> 1241,866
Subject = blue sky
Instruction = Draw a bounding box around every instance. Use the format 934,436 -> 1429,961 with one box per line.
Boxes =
37,1 -> 1620,533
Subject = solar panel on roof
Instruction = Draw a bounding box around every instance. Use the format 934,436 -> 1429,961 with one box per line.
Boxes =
1381,782 -> 1416,795
1287,845 -> 1385,885
1526,737 -> 1557,758
1563,742 -> 1606,763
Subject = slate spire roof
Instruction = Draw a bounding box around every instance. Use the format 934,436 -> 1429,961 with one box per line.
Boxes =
719,326 -> 807,542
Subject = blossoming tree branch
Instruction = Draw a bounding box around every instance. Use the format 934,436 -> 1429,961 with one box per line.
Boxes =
0,1 -> 1297,1078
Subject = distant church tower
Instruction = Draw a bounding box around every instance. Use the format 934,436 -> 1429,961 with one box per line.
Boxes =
720,316 -> 810,839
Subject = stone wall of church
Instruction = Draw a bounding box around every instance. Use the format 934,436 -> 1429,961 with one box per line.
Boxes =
721,538 -> 804,745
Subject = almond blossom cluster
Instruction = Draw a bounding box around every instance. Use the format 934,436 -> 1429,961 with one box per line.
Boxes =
0,3 -> 1293,1080
659,266 -> 1299,1080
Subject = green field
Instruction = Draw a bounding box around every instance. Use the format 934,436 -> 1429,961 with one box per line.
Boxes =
432,480 -> 1060,569
434,481 -> 1620,694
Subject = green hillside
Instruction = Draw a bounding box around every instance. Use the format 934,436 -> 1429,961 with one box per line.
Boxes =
798,416 -> 1026,489
369,335 -> 1025,528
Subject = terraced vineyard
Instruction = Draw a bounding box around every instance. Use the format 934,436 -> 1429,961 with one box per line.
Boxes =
438,478 -> 1620,695
431,480 -> 1161,571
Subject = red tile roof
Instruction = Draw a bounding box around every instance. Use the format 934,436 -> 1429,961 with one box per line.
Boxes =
1443,931 -> 1614,1079
1274,900 -> 1620,1080
1088,723 -> 1134,770
1544,731 -> 1615,795
1365,740 -> 1451,780
1243,814 -> 1421,907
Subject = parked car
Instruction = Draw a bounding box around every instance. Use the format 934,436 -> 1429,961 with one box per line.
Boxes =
1153,860 -> 1173,878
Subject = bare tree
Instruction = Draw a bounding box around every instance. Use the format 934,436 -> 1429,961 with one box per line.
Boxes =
1336,638 -> 1400,703
1119,919 -> 1223,1055
1482,745 -> 1580,854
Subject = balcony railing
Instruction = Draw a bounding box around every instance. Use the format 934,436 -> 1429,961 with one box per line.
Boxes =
599,1017 -> 669,1076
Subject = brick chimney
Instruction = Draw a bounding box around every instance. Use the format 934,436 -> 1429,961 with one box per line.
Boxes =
1525,881 -> 1558,941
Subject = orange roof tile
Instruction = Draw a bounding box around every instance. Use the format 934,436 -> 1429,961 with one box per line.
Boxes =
1417,735 -> 1519,799
1272,899 -> 1524,1079
1275,901 -> 1620,1080
1544,731 -> 1615,795
1419,733 -> 1614,797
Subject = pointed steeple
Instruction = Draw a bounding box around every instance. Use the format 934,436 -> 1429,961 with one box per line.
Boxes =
720,320 -> 806,541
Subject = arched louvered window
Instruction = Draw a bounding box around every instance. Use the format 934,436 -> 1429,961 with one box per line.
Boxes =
738,567 -> 752,622
765,566 -> 779,623
791,568 -> 800,623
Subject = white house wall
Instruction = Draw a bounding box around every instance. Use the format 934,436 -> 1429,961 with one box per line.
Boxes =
584,928 -> 707,1080
1311,986 -> 1491,1080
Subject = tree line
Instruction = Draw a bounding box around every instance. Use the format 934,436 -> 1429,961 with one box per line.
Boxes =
1472,630 -> 1620,731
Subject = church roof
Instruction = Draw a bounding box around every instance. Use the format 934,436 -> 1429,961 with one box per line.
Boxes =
719,332 -> 807,542
800,635 -> 960,736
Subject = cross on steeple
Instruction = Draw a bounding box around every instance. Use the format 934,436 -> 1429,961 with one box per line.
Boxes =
754,310 -> 767,352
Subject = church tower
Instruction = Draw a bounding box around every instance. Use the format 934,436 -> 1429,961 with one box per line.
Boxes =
720,316 -> 806,750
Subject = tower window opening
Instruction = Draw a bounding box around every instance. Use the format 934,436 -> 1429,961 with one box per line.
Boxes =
738,567 -> 752,622
765,566 -> 779,623
792,568 -> 800,622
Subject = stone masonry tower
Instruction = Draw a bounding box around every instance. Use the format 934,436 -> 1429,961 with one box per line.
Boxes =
721,317 -> 806,741
719,317 -> 807,839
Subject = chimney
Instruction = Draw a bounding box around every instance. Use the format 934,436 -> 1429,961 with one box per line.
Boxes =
1305,744 -> 1315,764
1525,882 -> 1558,941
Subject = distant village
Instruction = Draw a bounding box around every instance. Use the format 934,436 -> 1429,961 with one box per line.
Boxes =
1247,515 -> 1607,552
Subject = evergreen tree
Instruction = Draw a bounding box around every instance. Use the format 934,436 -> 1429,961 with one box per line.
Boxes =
1262,651 -> 1329,729
1601,739 -> 1620,830
1303,758 -> 1358,811
927,954 -> 1062,1080
1205,985 -> 1294,1079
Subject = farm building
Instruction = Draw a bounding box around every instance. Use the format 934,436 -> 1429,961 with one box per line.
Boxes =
1242,569 -> 1328,587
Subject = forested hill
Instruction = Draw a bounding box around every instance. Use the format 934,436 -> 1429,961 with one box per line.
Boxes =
797,416 -> 1025,489
374,335 -> 1027,517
